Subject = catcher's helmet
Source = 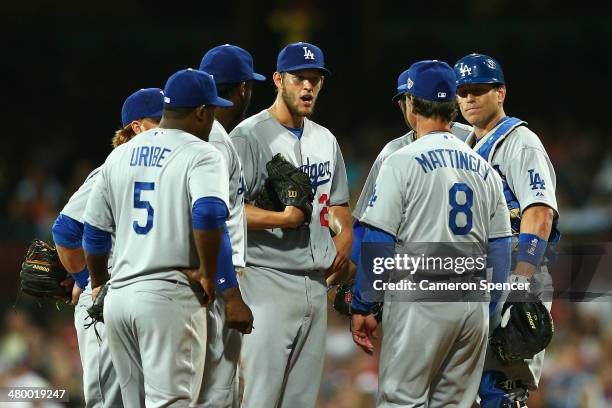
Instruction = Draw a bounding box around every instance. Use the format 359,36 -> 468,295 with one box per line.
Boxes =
454,53 -> 505,87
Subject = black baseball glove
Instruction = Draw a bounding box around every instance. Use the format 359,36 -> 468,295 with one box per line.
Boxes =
333,280 -> 383,323
265,153 -> 314,222
86,283 -> 110,324
253,178 -> 284,212
20,239 -> 70,299
489,296 -> 554,363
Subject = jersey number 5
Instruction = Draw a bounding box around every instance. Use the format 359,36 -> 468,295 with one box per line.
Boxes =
448,183 -> 473,235
133,181 -> 155,234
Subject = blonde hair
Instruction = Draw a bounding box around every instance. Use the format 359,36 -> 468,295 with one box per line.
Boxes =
111,124 -> 137,148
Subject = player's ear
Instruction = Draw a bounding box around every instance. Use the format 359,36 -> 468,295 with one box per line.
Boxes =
194,105 -> 209,122
130,120 -> 142,135
273,72 -> 283,90
496,85 -> 506,103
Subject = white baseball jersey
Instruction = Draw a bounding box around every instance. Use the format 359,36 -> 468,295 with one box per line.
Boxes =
353,122 -> 472,220
209,120 -> 247,268
83,128 -> 229,287
361,132 -> 510,253
231,109 -> 350,272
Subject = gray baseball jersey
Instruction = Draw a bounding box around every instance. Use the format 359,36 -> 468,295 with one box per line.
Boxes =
209,119 -> 247,268
83,127 -> 229,406
353,122 -> 472,220
361,131 -> 510,408
361,132 -> 511,248
84,128 -> 229,287
231,109 -> 349,408
465,123 -> 558,216
59,167 -> 122,407
231,109 -> 350,272
62,166 -> 102,223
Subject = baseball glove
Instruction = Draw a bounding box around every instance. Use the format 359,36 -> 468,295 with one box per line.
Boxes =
490,296 -> 554,363
86,283 -> 109,324
265,153 -> 314,222
20,239 -> 70,299
333,280 -> 383,322
253,178 -> 283,212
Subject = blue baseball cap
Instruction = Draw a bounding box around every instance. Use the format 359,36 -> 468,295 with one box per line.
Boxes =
121,88 -> 164,127
392,69 -> 411,102
199,44 -> 266,85
397,60 -> 456,102
276,42 -> 331,76
163,69 -> 233,109
454,53 -> 505,87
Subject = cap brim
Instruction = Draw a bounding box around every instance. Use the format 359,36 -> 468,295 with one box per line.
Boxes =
456,77 -> 504,86
252,73 -> 266,81
391,91 -> 405,102
211,96 -> 234,107
281,64 -> 331,76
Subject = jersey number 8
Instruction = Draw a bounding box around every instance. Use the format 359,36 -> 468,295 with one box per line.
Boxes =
133,181 -> 155,234
448,183 -> 473,235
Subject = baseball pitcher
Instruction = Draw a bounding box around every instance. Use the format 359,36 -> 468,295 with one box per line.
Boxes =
231,42 -> 352,408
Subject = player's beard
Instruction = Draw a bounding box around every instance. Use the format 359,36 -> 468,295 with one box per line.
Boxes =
281,86 -> 317,118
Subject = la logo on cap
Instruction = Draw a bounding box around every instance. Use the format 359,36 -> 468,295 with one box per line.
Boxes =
407,78 -> 414,89
458,63 -> 472,77
303,47 -> 315,60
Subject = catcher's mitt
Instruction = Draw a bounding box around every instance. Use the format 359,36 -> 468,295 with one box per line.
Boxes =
20,239 -> 70,299
490,296 -> 554,363
265,153 -> 314,222
86,283 -> 109,324
333,280 -> 383,322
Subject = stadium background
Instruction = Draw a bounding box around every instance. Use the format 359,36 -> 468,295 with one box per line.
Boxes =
1,1 -> 611,406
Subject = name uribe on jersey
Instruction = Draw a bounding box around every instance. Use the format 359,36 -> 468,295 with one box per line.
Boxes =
82,69 -> 235,406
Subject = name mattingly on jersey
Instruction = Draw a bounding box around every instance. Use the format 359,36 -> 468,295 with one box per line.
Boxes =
372,279 -> 530,292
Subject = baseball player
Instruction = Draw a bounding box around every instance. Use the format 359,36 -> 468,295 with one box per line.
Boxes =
454,53 -> 560,407
51,87 -> 164,407
82,69 -> 234,407
197,44 -> 265,407
350,60 -> 512,408
230,42 -> 352,408
351,68 -> 472,262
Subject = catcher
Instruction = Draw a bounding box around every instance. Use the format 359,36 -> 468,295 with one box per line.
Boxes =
454,53 -> 559,408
